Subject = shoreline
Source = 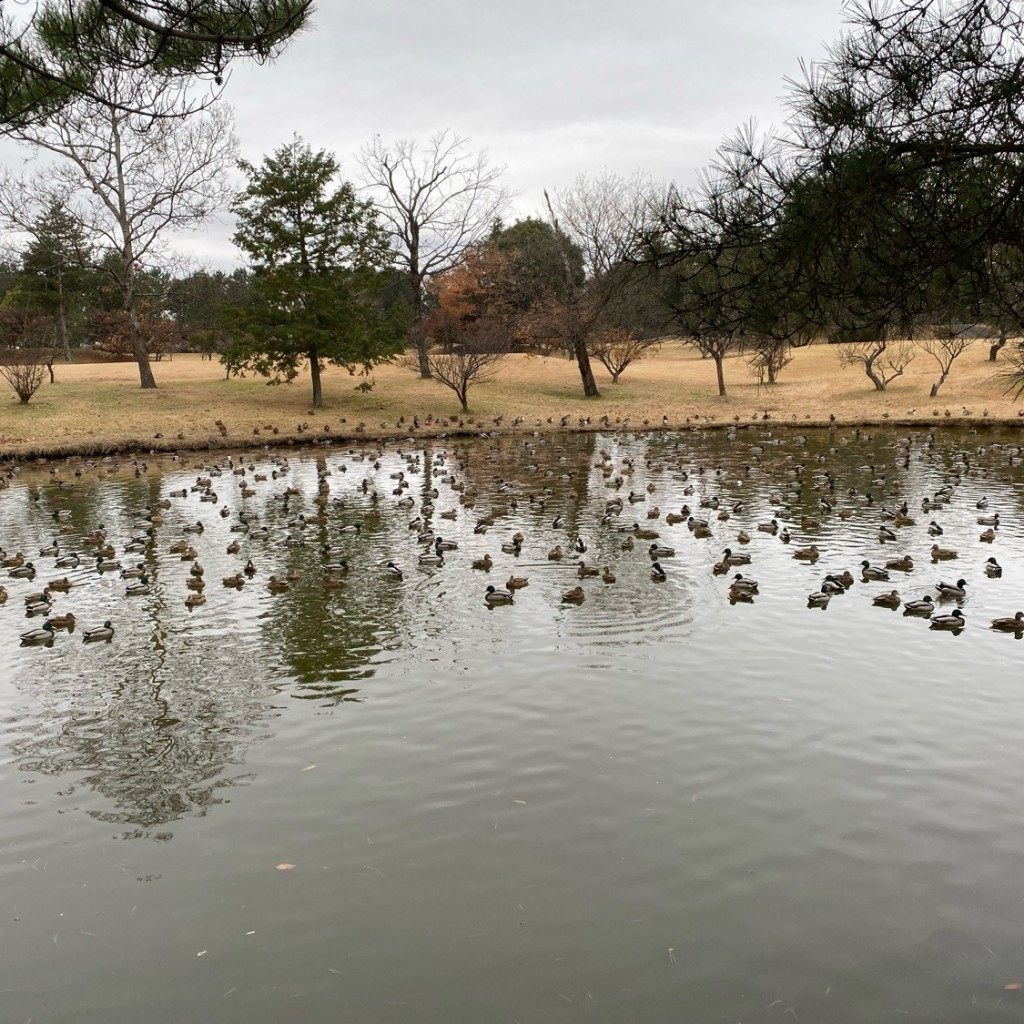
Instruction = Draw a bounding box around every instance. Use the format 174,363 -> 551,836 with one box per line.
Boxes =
2,345 -> 1022,463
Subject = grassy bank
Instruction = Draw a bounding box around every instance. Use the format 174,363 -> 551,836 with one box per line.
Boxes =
1,341 -> 1022,459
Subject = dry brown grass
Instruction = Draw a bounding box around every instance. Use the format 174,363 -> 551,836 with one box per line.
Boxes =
1,341 -> 1021,458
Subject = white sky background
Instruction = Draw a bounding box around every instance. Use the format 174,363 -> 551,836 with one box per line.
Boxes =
9,0 -> 855,269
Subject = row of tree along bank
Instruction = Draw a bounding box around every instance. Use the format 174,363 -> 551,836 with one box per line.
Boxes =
4,1 -> 1024,411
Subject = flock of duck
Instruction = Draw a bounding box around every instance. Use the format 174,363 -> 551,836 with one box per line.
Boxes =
1,424 -> 1022,648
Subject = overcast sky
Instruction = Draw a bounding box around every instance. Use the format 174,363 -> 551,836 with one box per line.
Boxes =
30,0 -> 856,269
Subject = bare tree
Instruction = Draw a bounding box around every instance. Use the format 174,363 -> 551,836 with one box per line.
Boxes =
357,130 -> 512,379
0,308 -> 56,403
921,336 -> 973,397
537,172 -> 662,398
0,69 -> 237,388
836,338 -> 916,391
427,337 -> 509,413
589,329 -> 659,384
748,337 -> 792,386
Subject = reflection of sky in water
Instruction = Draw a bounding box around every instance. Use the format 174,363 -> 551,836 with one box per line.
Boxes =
1,427 -> 1024,1022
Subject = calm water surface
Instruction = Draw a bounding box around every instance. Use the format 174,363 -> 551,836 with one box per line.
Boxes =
2,425 -> 1024,1022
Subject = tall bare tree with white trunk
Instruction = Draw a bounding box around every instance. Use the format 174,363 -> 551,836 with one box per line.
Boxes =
0,69 -> 237,388
357,129 -> 512,379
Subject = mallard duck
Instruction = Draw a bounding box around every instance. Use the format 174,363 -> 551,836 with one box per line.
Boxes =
576,560 -> 599,578
885,554 -> 913,572
190,563 -> 204,577
561,585 -> 586,603
650,561 -> 667,581
222,573 -> 245,588
435,536 -> 458,551
121,563 -> 146,579
20,621 -> 55,644
991,611 -> 1024,632
807,586 -> 831,607
878,525 -> 897,542
9,562 -> 36,578
620,536 -> 635,551
500,539 -> 523,555
95,555 -> 120,572
835,569 -> 855,588
985,557 -> 1003,578
338,523 -> 361,534
730,573 -> 759,593
266,575 -> 290,592
323,558 -> 348,574
506,575 -> 529,590
979,528 -> 996,543
779,528 -> 792,543
182,520 -> 205,534
977,512 -> 1000,527
386,561 -> 403,579
226,539 -> 241,555
322,575 -> 347,590
186,576 -> 205,591
930,608 -> 965,630
0,584 -> 7,603
931,544 -> 957,561
39,538 -> 60,557
722,547 -> 750,566
648,543 -> 675,558
82,620 -> 114,642
25,598 -> 52,616
125,577 -> 151,596
185,592 -> 206,609
712,558 -> 730,575
52,551 -> 80,568
599,566 -> 615,584
872,589 -> 901,609
935,578 -> 967,599
928,520 -> 944,536
471,553 -> 493,571
484,584 -> 513,605
860,560 -> 890,581
419,550 -> 445,566
547,545 -> 564,560
903,594 -> 934,616
244,559 -> 257,577
976,496 -> 989,509
47,577 -> 72,591
1,551 -> 25,568
820,575 -> 847,594
758,519 -> 779,534
736,529 -> 751,544
24,587 -> 52,606
793,544 -> 820,561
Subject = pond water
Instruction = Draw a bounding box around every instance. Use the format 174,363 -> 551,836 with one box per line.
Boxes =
2,425 -> 1024,1023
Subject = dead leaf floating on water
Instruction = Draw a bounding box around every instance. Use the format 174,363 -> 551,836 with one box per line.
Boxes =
1006,982 -> 1023,990
275,863 -> 295,871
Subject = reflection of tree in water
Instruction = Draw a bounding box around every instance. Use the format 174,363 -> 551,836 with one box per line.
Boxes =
11,645 -> 273,839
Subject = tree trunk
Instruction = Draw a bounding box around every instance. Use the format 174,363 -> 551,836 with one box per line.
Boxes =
573,334 -> 600,397
128,308 -> 157,389
930,369 -> 949,397
56,272 -> 71,362
411,269 -> 431,379
308,347 -> 323,408
990,332 -> 1007,362
713,352 -> 727,396
864,353 -> 886,391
